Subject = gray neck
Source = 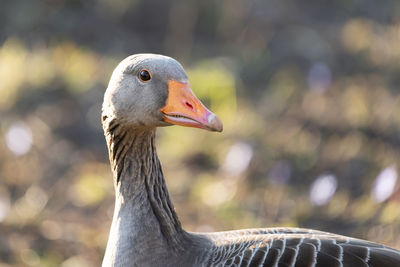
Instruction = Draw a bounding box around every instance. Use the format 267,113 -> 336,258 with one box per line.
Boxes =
102,117 -> 190,266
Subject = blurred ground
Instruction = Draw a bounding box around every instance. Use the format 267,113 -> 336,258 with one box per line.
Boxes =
1,0 -> 400,266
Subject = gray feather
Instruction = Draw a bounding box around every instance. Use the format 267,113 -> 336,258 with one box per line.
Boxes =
101,54 -> 400,267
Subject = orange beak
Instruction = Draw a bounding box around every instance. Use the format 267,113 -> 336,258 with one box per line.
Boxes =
161,80 -> 223,132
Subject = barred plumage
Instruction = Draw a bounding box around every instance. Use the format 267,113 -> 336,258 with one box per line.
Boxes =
205,228 -> 400,266
101,54 -> 400,267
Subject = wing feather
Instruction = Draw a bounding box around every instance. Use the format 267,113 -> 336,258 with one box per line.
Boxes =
249,247 -> 268,266
205,228 -> 400,267
262,247 -> 280,267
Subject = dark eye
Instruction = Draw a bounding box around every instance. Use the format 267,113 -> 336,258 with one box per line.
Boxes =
139,69 -> 151,82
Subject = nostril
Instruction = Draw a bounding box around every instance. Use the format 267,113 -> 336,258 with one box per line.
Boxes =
185,101 -> 194,110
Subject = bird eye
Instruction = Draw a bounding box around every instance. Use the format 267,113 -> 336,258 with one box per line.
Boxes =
139,69 -> 151,82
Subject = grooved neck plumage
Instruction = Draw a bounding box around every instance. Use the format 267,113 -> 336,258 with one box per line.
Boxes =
102,117 -> 189,265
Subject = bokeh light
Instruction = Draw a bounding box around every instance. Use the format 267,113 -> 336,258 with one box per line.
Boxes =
5,122 -> 33,156
309,174 -> 338,206
268,161 -> 291,185
372,165 -> 398,203
222,142 -> 253,177
307,62 -> 331,93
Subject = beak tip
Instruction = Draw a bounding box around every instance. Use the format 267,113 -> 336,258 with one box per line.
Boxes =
208,113 -> 223,132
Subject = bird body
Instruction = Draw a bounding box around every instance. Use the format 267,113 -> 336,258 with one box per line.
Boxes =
101,54 -> 400,266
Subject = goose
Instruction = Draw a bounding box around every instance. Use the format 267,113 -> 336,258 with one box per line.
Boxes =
101,53 -> 400,267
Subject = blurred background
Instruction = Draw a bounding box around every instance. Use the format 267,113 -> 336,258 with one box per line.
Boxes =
1,0 -> 400,266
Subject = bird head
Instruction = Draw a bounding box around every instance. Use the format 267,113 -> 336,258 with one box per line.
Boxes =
102,54 -> 223,132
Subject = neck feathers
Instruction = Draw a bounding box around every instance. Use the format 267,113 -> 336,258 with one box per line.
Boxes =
103,116 -> 184,247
